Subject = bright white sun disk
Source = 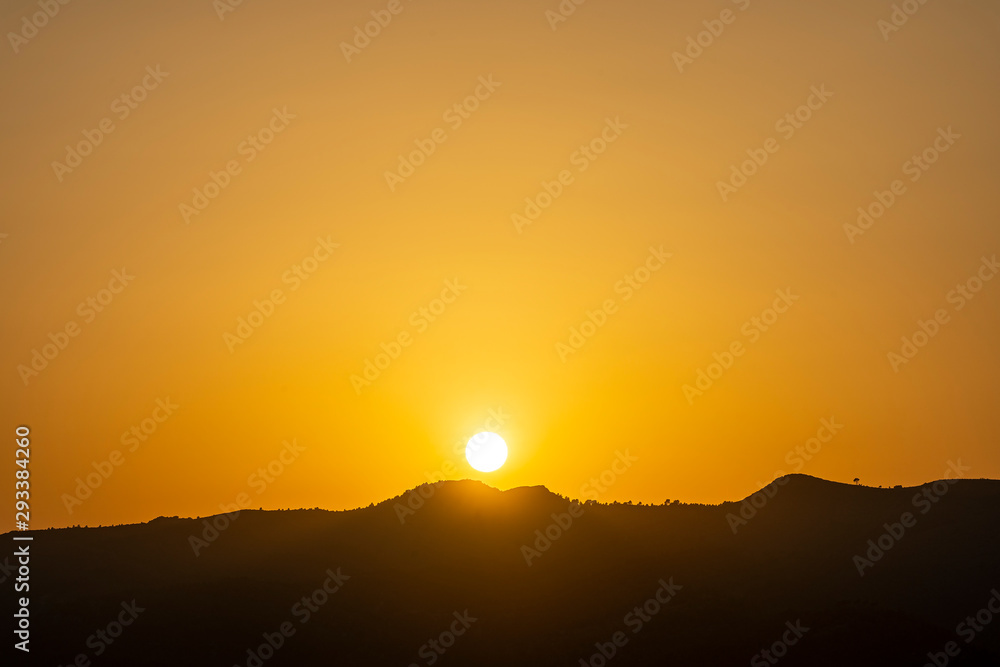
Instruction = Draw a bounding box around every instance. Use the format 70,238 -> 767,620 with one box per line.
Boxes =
466,432 -> 508,472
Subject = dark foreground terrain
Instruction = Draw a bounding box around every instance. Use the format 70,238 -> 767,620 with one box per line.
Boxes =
6,474 -> 1000,666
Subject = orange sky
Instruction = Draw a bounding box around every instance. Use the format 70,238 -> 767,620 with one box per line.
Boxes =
2,0 -> 999,529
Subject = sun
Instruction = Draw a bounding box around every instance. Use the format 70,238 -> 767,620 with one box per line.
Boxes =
466,432 -> 508,472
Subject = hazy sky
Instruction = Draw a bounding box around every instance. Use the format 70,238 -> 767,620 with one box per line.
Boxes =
2,0 -> 999,528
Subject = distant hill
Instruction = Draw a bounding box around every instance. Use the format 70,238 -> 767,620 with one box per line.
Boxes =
7,475 -> 1000,666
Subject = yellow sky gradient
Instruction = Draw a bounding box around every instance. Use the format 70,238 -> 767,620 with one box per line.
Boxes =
2,0 -> 999,528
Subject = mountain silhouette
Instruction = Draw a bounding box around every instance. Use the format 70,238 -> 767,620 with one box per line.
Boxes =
8,475 -> 1000,666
